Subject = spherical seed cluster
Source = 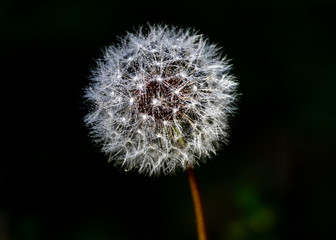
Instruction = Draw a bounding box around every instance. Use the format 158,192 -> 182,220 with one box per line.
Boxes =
85,25 -> 238,176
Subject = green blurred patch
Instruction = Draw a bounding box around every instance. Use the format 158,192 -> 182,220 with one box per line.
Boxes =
228,220 -> 248,240
13,216 -> 42,240
228,184 -> 277,240
247,207 -> 275,233
235,186 -> 262,214
70,217 -> 126,240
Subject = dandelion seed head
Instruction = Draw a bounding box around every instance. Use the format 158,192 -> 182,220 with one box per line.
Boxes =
84,24 -> 238,176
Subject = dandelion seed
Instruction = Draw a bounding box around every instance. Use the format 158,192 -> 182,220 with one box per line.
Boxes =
84,24 -> 238,176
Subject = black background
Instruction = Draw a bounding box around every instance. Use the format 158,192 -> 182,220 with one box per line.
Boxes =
1,0 -> 336,239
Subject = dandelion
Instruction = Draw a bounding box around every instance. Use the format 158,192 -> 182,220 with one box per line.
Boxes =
84,24 -> 238,240
85,25 -> 237,176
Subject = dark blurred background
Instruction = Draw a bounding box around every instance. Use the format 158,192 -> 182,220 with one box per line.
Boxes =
1,0 -> 335,239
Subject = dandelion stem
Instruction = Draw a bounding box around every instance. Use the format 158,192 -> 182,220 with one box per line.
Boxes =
187,166 -> 208,240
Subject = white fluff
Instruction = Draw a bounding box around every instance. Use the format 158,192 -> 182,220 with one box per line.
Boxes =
84,25 -> 238,176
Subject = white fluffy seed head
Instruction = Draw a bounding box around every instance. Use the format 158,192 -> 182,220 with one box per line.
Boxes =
84,24 -> 238,176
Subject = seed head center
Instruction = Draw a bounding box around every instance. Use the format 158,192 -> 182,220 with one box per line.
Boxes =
135,76 -> 186,122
